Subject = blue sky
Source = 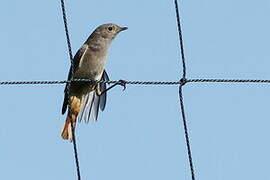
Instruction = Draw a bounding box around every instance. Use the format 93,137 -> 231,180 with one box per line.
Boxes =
1,0 -> 270,180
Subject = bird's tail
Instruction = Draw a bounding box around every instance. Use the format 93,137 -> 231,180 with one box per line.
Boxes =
61,96 -> 81,141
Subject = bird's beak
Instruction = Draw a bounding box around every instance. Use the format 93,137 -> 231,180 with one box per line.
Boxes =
120,26 -> 128,31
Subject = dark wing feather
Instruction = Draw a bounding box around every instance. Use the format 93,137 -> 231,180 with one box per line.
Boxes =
76,70 -> 109,123
61,44 -> 88,114
91,93 -> 100,121
99,70 -> 109,111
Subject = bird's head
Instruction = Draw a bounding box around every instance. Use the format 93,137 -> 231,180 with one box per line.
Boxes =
93,23 -> 128,41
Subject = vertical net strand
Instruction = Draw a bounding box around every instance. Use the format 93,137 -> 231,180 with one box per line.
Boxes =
174,0 -> 196,179
60,1 -> 81,180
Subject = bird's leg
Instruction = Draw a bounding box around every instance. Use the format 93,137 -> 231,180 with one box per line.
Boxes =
98,80 -> 127,96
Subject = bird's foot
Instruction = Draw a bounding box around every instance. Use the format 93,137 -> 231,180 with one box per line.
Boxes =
116,79 -> 127,91
98,79 -> 127,96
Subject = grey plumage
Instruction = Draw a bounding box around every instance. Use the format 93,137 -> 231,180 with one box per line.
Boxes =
61,23 -> 127,140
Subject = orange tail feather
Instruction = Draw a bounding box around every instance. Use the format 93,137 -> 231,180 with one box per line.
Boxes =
61,96 -> 81,141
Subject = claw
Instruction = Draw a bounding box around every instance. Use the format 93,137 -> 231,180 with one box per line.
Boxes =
98,79 -> 127,96
117,80 -> 127,91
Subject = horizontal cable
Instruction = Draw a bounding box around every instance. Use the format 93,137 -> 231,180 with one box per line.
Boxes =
1,78 -> 270,86
0,79 -> 180,85
187,79 -> 270,83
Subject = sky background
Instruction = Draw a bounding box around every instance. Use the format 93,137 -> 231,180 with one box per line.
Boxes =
0,0 -> 270,180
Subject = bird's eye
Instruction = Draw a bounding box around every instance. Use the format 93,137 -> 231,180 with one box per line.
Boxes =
108,27 -> 113,31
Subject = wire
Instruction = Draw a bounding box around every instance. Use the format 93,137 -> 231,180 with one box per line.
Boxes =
0,79 -> 180,85
179,84 -> 196,180
174,0 -> 196,180
174,0 -> 186,79
60,0 -> 81,180
1,78 -> 270,86
187,79 -> 270,83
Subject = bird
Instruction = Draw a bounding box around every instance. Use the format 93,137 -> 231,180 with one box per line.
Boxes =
61,23 -> 127,141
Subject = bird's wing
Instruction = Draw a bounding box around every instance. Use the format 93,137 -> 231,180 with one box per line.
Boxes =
77,70 -> 109,122
61,44 -> 88,115
66,44 -> 88,81
99,70 -> 109,111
